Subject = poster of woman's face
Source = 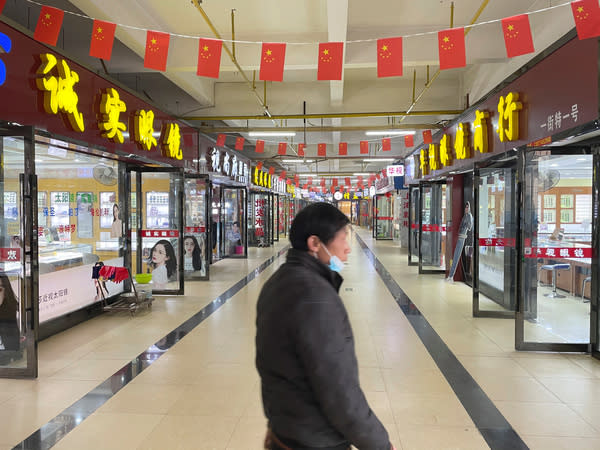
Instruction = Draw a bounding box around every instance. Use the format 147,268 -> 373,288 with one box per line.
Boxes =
147,239 -> 178,288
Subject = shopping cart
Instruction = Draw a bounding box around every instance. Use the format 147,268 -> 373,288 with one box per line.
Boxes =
92,262 -> 153,316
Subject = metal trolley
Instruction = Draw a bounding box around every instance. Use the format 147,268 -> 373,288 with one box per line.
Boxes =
92,262 -> 153,316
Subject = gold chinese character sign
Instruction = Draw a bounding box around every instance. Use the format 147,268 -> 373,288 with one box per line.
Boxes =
134,109 -> 157,151
455,123 -> 472,159
473,111 -> 490,153
36,53 -> 85,132
162,123 -> 183,160
428,144 -> 441,171
497,92 -> 522,142
439,134 -> 453,166
420,149 -> 429,175
99,88 -> 127,143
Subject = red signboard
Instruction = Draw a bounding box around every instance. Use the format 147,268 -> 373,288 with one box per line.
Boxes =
141,230 -> 180,238
376,216 -> 393,221
422,224 -> 446,232
0,248 -> 20,262
524,247 -> 592,259
479,238 -> 516,247
0,22 -> 197,167
185,226 -> 206,233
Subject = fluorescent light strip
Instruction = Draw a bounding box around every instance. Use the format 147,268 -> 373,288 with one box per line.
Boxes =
365,130 -> 415,136
248,131 -> 296,137
363,158 -> 395,162
282,159 -> 314,163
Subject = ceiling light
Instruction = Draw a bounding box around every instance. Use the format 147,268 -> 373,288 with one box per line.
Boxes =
248,131 -> 296,137
364,130 -> 415,136
363,158 -> 395,162
282,159 -> 314,163
353,173 -> 372,176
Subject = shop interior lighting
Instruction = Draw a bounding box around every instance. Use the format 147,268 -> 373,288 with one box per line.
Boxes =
282,159 -> 314,163
362,158 -> 395,162
353,173 -> 373,176
248,131 -> 296,137
364,130 -> 415,136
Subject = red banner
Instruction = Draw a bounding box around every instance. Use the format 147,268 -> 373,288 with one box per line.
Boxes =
479,238 -> 516,247
422,224 -> 446,232
524,247 -> 592,259
184,226 -> 206,233
0,248 -> 20,262
141,229 -> 180,238
376,216 -> 393,221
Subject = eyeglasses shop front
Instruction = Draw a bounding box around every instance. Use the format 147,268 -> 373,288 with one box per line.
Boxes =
0,21 -> 202,377
404,33 -> 600,356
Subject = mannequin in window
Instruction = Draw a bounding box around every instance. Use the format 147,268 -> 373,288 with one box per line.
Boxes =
446,202 -> 473,282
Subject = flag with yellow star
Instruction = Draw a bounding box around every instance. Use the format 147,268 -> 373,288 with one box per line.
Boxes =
0,0 -> 7,15
437,27 -> 465,70
144,30 -> 170,72
197,38 -> 223,78
571,0 -> 600,40
338,142 -> 348,156
298,143 -> 306,157
501,14 -> 534,58
318,143 -> 327,156
377,37 -> 403,77
317,42 -> 344,80
34,6 -> 64,46
259,42 -> 286,82
89,20 -> 116,60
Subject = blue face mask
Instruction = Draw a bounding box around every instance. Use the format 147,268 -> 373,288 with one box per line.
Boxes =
322,244 -> 344,273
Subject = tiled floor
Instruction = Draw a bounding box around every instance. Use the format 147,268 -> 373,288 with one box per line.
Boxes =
1,227 -> 600,449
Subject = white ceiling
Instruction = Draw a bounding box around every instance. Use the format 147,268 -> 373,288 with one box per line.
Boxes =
5,0 -> 580,177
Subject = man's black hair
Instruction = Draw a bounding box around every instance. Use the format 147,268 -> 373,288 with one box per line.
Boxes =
289,202 -> 350,250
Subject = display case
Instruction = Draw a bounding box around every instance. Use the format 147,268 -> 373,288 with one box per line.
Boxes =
146,192 -> 170,229
50,191 -> 70,228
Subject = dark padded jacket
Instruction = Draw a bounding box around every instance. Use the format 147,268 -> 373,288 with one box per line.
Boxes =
256,248 -> 390,450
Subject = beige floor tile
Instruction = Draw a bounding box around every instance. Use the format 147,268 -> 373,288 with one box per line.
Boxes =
390,393 -> 475,427
458,355 -> 530,378
395,425 -> 488,450
476,376 -> 561,403
537,377 -> 600,405
49,358 -> 132,381
382,369 -> 454,397
98,383 -> 187,415
515,357 -> 596,379
358,367 -> 386,392
363,390 -> 395,424
523,435 -> 600,450
226,416 -> 268,450
139,414 -> 239,450
167,386 -> 253,417
51,412 -> 164,450
495,401 -> 599,437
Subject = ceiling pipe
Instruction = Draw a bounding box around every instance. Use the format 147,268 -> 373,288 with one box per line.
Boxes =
198,124 -> 442,133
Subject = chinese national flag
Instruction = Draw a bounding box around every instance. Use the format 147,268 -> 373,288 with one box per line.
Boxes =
423,130 -> 433,144
438,28 -> 466,70
317,42 -> 344,80
217,134 -> 226,147
360,141 -> 369,154
255,140 -> 265,153
382,138 -> 391,151
286,179 -> 291,185
268,167 -> 275,175
89,20 -> 116,60
278,142 -> 287,155
298,143 -> 306,157
308,177 -> 313,185
280,170 -> 287,179
377,37 -> 403,77
318,143 -> 327,156
34,6 -> 64,46
197,38 -> 223,78
345,177 -> 351,186
571,0 -> 600,40
501,15 -> 534,58
321,178 -> 325,187
405,134 -> 414,147
294,174 -> 299,183
144,30 -> 170,72
0,1 -> 6,14
235,137 -> 245,150
338,142 -> 348,156
332,178 -> 338,187
257,161 -> 263,170
260,43 -> 286,82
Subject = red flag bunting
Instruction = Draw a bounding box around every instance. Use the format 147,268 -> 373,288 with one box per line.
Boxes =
438,27 -> 466,70
345,177 -> 351,186
320,178 -> 326,187
295,181 -> 300,188
330,186 -> 335,194
382,169 -> 387,177
260,43 -> 286,82
294,174 -> 299,183
278,142 -> 287,155
197,38 -> 223,78
216,134 -> 226,147
308,177 -> 313,185
255,140 -> 265,153
269,167 -> 275,175
339,142 -> 348,156
298,143 -> 306,157
34,6 -> 64,46
382,138 -> 391,151
144,30 -> 170,72
317,42 -> 344,80
235,137 -> 245,150
360,141 -> 369,154
280,170 -> 287,179
332,178 -> 338,187
376,173 -> 381,180
423,130 -> 433,144
0,0 -> 6,14
501,15 -> 534,58
257,161 -> 263,170
286,179 -> 292,185
377,37 -> 403,77
571,0 -> 600,40
318,143 -> 327,156
405,134 -> 414,147
89,20 -> 116,60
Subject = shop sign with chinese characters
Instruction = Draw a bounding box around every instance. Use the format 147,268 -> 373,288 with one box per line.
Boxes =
254,198 -> 266,237
386,165 -> 404,177
206,148 -> 249,183
524,247 -> 592,258
252,167 -> 272,189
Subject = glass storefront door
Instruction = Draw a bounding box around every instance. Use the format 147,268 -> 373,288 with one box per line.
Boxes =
517,148 -> 593,352
419,181 -> 446,273
184,175 -> 209,280
222,187 -> 247,258
473,155 -> 518,318
126,168 -> 184,295
373,194 -> 393,240
0,125 -> 37,378
249,191 -> 271,247
358,199 -> 370,228
408,186 -> 420,266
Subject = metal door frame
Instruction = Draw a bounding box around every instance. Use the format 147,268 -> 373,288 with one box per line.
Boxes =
0,124 -> 38,378
125,166 -> 185,296
220,185 -> 248,258
418,180 -> 446,274
183,173 -> 210,281
408,185 -> 419,266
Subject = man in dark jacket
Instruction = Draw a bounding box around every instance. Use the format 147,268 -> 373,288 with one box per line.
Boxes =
256,203 -> 394,450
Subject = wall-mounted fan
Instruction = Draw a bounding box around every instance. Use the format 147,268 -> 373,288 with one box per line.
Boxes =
93,164 -> 118,186
538,169 -> 560,192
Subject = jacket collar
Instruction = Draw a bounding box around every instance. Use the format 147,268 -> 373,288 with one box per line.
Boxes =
286,248 -> 343,293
